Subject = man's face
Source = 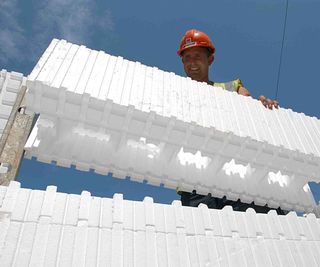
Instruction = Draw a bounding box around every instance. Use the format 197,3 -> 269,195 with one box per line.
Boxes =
181,46 -> 213,83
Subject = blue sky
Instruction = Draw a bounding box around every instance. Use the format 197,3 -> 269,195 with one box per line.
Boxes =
1,0 -> 320,204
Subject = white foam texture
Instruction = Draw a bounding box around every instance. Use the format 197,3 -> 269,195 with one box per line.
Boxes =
25,39 -> 320,212
1,182 -> 320,267
0,70 -> 25,138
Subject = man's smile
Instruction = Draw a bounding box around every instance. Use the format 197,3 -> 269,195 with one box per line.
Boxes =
189,67 -> 200,72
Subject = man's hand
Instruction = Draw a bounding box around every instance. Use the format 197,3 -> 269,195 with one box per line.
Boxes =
237,87 -> 279,109
238,86 -> 251,96
258,95 -> 279,109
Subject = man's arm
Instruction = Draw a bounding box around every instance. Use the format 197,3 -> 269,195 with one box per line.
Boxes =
238,86 -> 279,109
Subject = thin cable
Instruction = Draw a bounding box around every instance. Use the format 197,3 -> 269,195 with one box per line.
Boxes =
275,0 -> 289,100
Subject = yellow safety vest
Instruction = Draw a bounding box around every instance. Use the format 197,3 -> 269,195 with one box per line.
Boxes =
209,79 -> 244,92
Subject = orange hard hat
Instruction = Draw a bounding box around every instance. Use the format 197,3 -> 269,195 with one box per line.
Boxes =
177,29 -> 215,56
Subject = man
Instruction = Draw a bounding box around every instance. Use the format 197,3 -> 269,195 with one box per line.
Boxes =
177,29 -> 286,214
178,29 -> 279,109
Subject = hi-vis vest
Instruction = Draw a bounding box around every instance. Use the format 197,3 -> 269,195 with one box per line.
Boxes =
209,79 -> 243,92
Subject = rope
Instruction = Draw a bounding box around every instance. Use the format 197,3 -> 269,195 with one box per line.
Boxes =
275,0 -> 289,100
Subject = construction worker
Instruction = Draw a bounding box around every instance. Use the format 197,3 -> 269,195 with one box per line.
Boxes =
178,29 -> 279,109
177,29 -> 286,214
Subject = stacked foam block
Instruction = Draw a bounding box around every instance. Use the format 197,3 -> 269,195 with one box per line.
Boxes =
1,182 -> 320,267
0,70 -> 25,137
24,39 -> 320,212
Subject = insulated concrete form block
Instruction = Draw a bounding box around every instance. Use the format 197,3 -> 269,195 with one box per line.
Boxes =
0,182 -> 320,267
25,39 -> 320,212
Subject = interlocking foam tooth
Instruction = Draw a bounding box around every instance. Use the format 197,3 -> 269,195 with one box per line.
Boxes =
1,182 -> 320,267
24,39 -> 320,212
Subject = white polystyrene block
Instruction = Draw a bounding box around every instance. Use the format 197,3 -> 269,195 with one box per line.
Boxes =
0,70 -> 25,142
1,185 -> 320,266
24,38 -> 320,211
26,40 -> 320,152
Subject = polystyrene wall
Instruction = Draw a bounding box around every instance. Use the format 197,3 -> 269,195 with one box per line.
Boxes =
25,39 -> 320,212
1,182 -> 320,267
0,70 -> 25,137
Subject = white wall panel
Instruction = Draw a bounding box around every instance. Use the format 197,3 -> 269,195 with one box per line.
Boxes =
1,182 -> 320,267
